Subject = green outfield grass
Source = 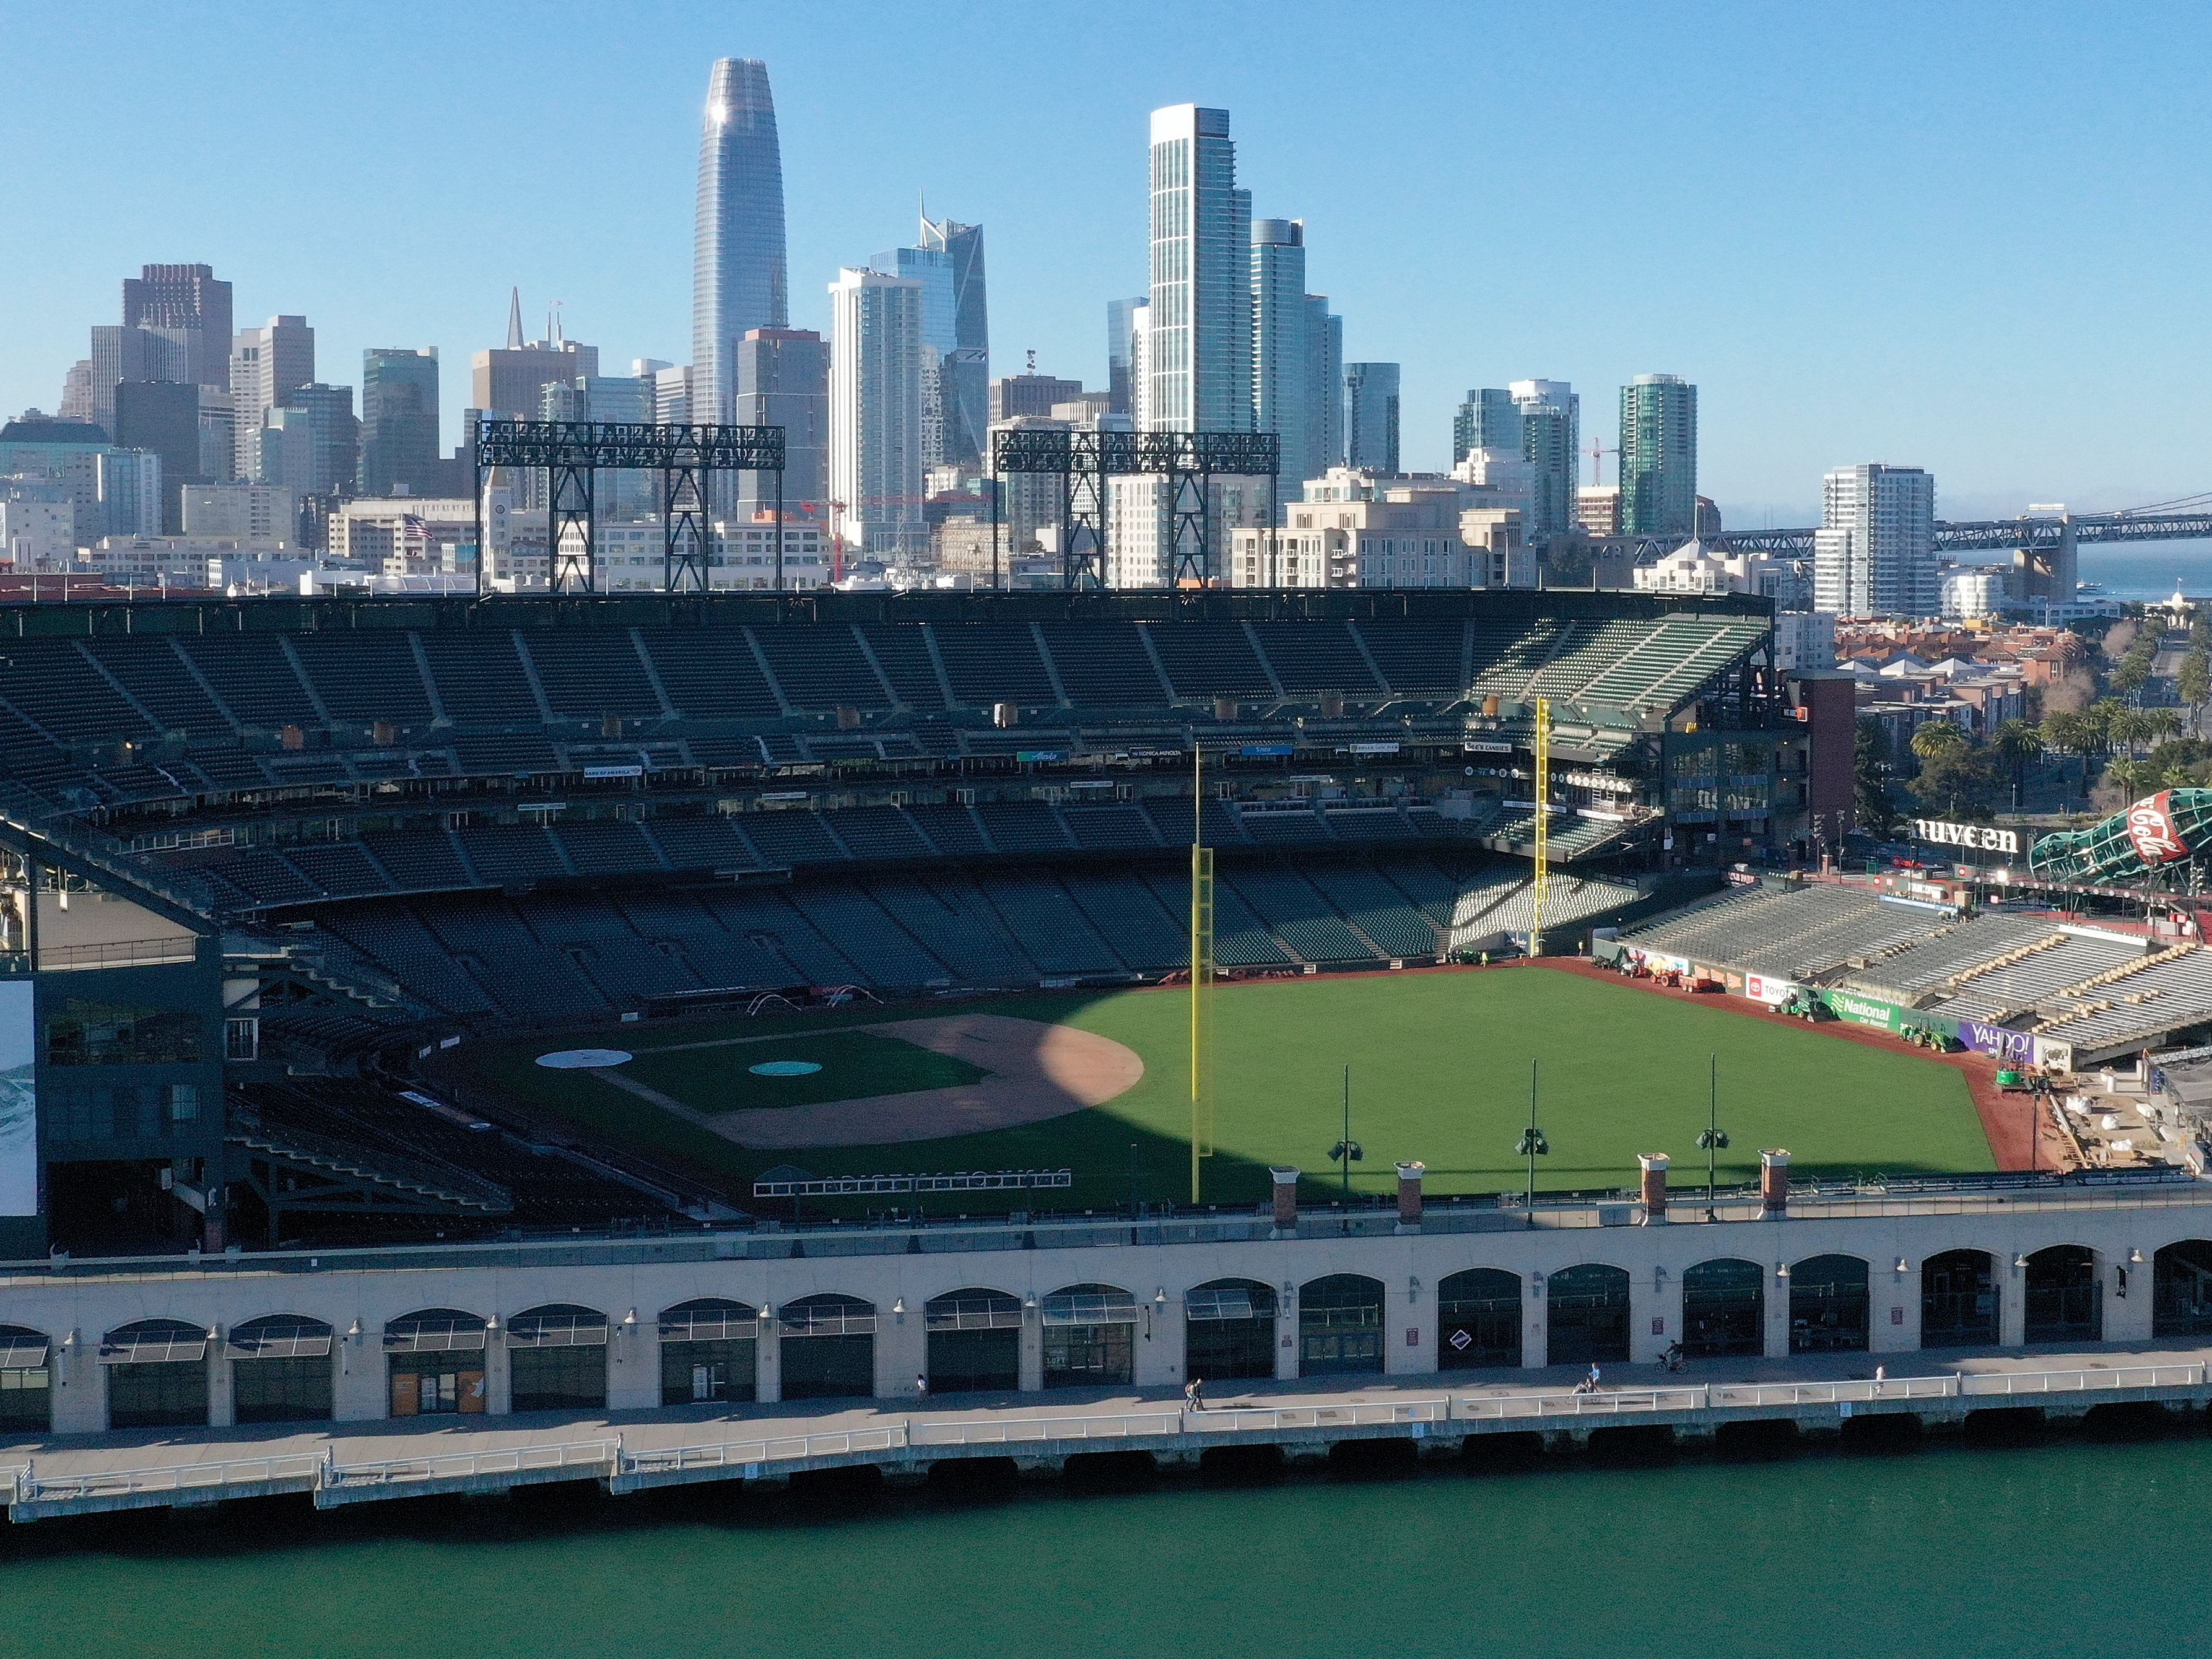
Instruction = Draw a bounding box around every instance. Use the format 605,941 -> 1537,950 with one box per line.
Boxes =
623,1030 -> 986,1112
461,968 -> 1995,1211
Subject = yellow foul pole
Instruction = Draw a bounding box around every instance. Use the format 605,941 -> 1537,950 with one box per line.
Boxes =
1530,695 -> 1550,958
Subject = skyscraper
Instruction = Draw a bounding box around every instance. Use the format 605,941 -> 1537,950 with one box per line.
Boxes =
111,380 -> 202,532
1251,219 -> 1312,487
261,385 -> 358,499
828,268 -> 925,559
1106,297 -> 1145,417
1303,297 -> 1343,479
121,263 -> 233,390
1452,388 -> 1522,466
1618,373 -> 1697,539
1344,363 -> 1400,472
1147,105 -> 1251,433
360,348 -> 440,496
1510,379 -> 1579,543
1814,463 -> 1936,617
736,328 -> 828,518
693,58 -> 788,424
471,296 -> 598,420
921,211 -> 988,467
230,316 -> 315,481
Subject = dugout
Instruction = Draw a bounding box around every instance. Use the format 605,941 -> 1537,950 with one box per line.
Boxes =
926,1289 -> 1022,1394
1437,1269 -> 1521,1370
1299,1274 -> 1384,1376
1545,1264 -> 1630,1367
1185,1279 -> 1278,1381
660,1298 -> 757,1405
1788,1255 -> 1869,1352
2024,1246 -> 2101,1343
1042,1284 -> 1137,1388
1921,1250 -> 1997,1347
778,1294 -> 876,1400
385,1308 -> 487,1416
225,1315 -> 333,1424
1681,1258 -> 1763,1358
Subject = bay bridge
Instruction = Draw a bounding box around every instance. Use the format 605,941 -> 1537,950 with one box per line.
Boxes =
1588,499 -> 2212,567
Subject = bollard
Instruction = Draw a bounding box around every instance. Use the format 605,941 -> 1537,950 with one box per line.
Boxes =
1639,1153 -> 1670,1223
1270,1167 -> 1300,1233
1761,1149 -> 1792,1215
1396,1161 -> 1425,1229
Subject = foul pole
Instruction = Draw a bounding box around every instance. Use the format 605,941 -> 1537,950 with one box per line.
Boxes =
1530,694 -> 1551,957
1191,745 -> 1216,1203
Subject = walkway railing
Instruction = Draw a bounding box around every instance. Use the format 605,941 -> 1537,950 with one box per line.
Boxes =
11,1363 -> 2211,1517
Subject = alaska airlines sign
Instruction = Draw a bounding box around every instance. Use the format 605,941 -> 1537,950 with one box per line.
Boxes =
1911,819 -> 2019,855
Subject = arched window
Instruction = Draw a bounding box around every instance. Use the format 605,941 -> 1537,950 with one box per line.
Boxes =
2153,1240 -> 2212,1338
1438,1269 -> 1521,1370
0,1325 -> 52,1435
926,1289 -> 1022,1395
1043,1284 -> 1136,1389
660,1298 -> 759,1407
2024,1245 -> 2100,1343
507,1304 -> 609,1413
778,1295 -> 876,1401
384,1308 -> 488,1418
101,1318 -> 211,1430
1185,1278 -> 1278,1382
1546,1264 -> 1630,1367
1921,1250 -> 1996,1348
1681,1259 -> 1763,1359
1299,1274 -> 1385,1377
1789,1255 -> 1869,1354
226,1315 -> 334,1425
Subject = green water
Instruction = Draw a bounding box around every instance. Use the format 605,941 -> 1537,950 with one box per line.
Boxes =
2,1430 -> 2202,1657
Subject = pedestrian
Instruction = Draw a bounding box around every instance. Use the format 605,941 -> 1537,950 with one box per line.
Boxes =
914,1372 -> 928,1400
1873,1364 -> 1887,1391
1587,1362 -> 1602,1391
1184,1377 -> 1205,1412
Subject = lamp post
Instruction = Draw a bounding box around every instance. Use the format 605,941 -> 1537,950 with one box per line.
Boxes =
1329,1065 -> 1362,1200
1696,1052 -> 1730,1220
1516,1059 -> 1549,1224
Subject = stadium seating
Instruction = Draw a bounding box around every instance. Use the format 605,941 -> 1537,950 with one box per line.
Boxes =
1247,621 -> 1383,696
865,876 -> 1037,985
975,873 -> 1126,976
417,633 -> 542,726
749,624 -> 887,712
521,630 -> 663,723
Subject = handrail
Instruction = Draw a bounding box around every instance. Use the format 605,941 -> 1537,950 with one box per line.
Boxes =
626,1425 -> 909,1471
326,1436 -> 621,1487
10,1450 -> 324,1503
1451,1362 -> 2212,1419
912,1411 -> 1181,1446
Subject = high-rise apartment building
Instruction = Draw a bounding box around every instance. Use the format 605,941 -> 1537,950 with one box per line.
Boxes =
359,348 -> 440,496
1814,463 -> 1936,617
693,58 -> 788,424
1147,105 -> 1252,434
1251,219 -> 1313,489
828,268 -> 925,558
1344,363 -> 1400,472
1618,372 -> 1697,539
1453,388 -> 1522,466
1509,379 -> 1578,544
736,328 -> 827,518
121,263 -> 233,390
1106,297 -> 1145,416
230,316 -> 315,480
1303,297 -> 1343,481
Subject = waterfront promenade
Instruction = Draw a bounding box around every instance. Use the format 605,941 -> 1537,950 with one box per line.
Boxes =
9,1339 -> 2209,1522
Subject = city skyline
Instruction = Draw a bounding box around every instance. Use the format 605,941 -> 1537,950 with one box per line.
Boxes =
4,2 -> 2211,525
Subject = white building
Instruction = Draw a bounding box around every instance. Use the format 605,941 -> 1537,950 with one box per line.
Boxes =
229,316 -> 314,481
0,484 -> 74,570
1941,567 -> 2007,620
1813,463 -> 1937,617
1227,469 -> 1533,590
1632,539 -> 1790,600
1772,611 -> 1838,671
1451,447 -> 1539,525
328,497 -> 476,570
827,267 -> 925,559
181,481 -> 293,542
1147,105 -> 1251,435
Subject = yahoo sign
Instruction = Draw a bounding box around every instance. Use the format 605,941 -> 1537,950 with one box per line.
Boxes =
1954,1019 -> 2037,1064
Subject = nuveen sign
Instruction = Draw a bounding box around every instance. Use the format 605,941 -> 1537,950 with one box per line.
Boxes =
1911,819 -> 2019,855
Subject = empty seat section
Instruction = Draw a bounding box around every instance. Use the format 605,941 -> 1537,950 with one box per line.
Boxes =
227,850 -> 320,905
931,623 -> 1058,708
749,624 -> 887,711
1468,617 -> 1562,696
1140,798 -> 1246,845
788,886 -> 946,987
635,627 -> 782,718
825,806 -> 931,861
1351,619 -> 1465,696
1041,622 -> 1168,706
1061,804 -> 1161,850
518,630 -> 661,723
90,638 -> 233,736
1146,622 -> 1274,699
183,635 -> 319,729
360,830 -> 474,891
459,824 -> 568,882
1525,619 -> 1655,699
318,907 -> 496,1015
4,640 -> 156,744
419,900 -> 606,1018
290,632 -> 433,726
1323,806 -> 1415,841
1143,869 -> 1291,966
856,624 -> 947,710
905,801 -> 989,856
739,811 -> 847,866
977,873 -> 1124,975
700,890 -> 861,985
1223,866 -> 1376,963
973,801 -> 1074,853
554,821 -> 661,874
1303,864 -> 1442,959
419,633 -> 542,725
1248,622 -> 1382,695
452,733 -> 562,776
1239,804 -> 1332,844
866,877 -> 1036,983
645,817 -> 757,871
285,840 -> 392,898
1059,870 -> 1190,970
518,897 -> 700,1004
616,892 -> 801,988
1381,857 -> 1468,928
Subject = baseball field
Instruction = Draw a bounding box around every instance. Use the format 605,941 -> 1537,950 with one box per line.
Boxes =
456,964 -> 1996,1212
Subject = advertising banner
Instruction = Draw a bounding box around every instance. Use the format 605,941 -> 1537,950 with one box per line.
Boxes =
2125,792 -> 2192,867
1822,989 -> 1906,1033
0,980 -> 33,1217
1743,973 -> 1794,1005
2034,1037 -> 2075,1074
1953,1019 -> 2038,1065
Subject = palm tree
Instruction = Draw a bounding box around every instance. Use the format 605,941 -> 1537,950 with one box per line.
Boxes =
1909,720 -> 1967,765
1992,717 -> 2044,811
2105,758 -> 2152,802
2162,765 -> 2198,791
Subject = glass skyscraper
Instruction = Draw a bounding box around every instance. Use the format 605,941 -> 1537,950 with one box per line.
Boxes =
1344,363 -> 1400,472
1452,388 -> 1522,466
692,58 -> 788,425
1618,373 -> 1697,539
1147,105 -> 1251,433
873,210 -> 988,470
1510,379 -> 1579,543
359,347 -> 439,497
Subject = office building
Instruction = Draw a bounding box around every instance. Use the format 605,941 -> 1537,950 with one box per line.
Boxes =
1107,297 -> 1145,416
1453,388 -> 1521,466
0,416 -> 160,538
181,482 -> 294,542
1303,298 -> 1342,479
653,365 -> 695,426
113,380 -> 202,531
359,349 -> 440,496
260,385 -> 359,499
1147,105 -> 1252,434
230,317 -> 316,481
1509,379 -> 1578,544
990,372 -> 1084,424
1576,484 -> 1621,538
694,58 -> 789,424
733,329 -> 827,518
1618,373 -> 1697,538
0,482 -> 75,570
1814,463 -> 1938,617
1229,468 -> 1533,590
121,263 -> 233,390
920,211 -> 989,467
1344,362 -> 1400,472
828,268 -> 925,558
471,295 -> 598,422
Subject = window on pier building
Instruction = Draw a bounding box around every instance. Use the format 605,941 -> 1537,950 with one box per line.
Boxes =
660,1299 -> 758,1406
926,1289 -> 1022,1395
1788,1255 -> 1869,1354
1299,1274 -> 1384,1377
227,1315 -> 334,1424
1546,1264 -> 1630,1367
1185,1279 -> 1278,1382
1681,1258 -> 1764,1359
1042,1284 -> 1136,1389
1437,1270 -> 1521,1370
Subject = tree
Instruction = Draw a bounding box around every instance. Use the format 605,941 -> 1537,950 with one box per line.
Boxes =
2179,650 -> 2210,730
1855,717 -> 1899,837
1909,719 -> 1968,765
2040,708 -> 2101,804
2163,765 -> 2200,791
2105,707 -> 2152,755
2104,758 -> 2153,804
1910,743 -> 2006,820
1992,716 -> 2044,811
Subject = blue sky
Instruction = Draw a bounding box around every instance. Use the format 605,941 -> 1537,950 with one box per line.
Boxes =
4,0 -> 2208,526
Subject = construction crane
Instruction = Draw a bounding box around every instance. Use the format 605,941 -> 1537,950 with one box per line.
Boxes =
1587,437 -> 1618,487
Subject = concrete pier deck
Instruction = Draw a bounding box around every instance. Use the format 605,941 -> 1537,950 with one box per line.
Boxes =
9,1341 -> 2210,1522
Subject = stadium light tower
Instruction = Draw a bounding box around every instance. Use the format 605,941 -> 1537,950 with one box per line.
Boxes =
1696,1052 -> 1730,1220
1516,1060 -> 1549,1222
1329,1065 -> 1362,1199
